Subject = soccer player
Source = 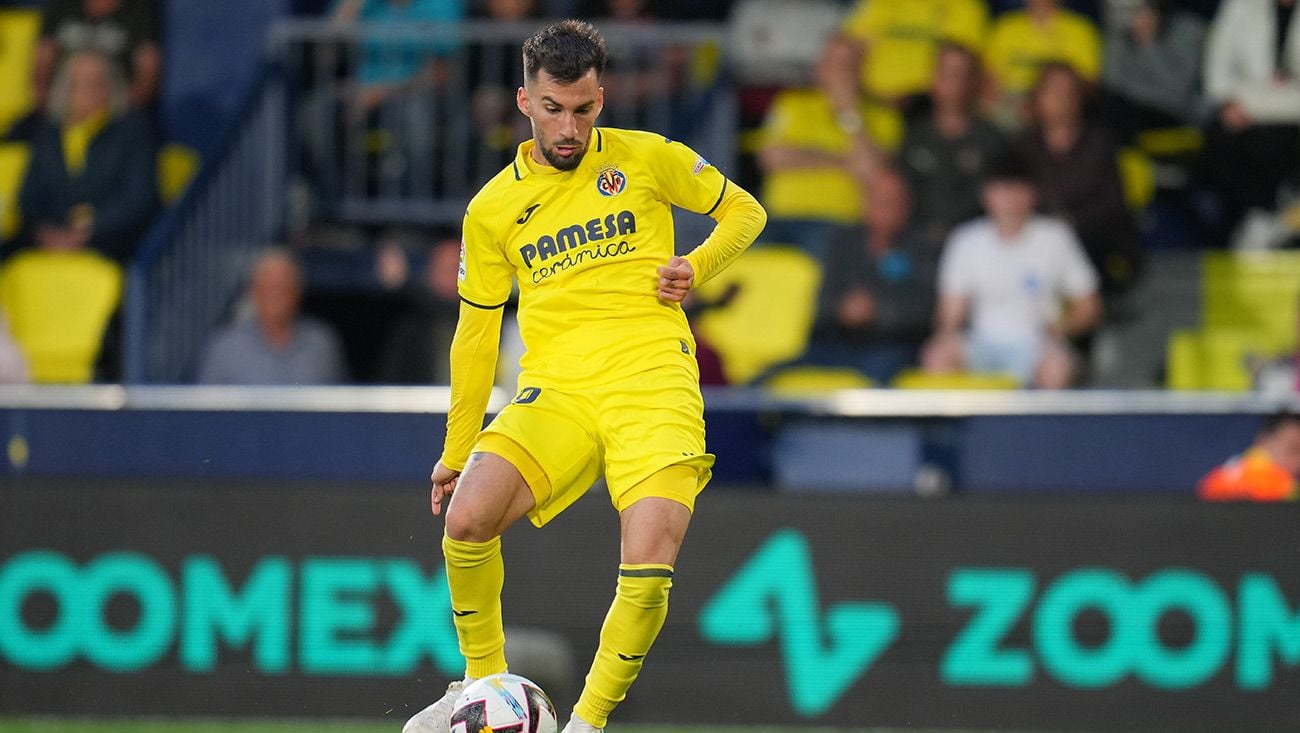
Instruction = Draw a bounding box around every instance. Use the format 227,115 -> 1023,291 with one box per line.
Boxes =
402,19 -> 767,733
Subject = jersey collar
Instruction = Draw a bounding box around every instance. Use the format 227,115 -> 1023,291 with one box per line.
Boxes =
513,128 -> 605,181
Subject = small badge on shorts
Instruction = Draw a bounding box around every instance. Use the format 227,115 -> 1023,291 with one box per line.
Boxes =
597,167 -> 627,197
513,386 -> 542,404
679,340 -> 691,355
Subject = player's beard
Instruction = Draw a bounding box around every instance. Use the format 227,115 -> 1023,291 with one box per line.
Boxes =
539,136 -> 587,171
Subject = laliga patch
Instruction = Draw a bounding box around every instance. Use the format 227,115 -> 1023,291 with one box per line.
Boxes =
596,167 -> 627,197
692,156 -> 709,175
458,241 -> 467,281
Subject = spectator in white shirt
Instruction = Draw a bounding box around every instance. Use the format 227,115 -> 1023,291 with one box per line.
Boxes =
1202,0 -> 1300,232
922,153 -> 1102,388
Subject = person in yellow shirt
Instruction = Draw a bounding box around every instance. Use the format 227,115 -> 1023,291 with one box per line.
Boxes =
984,0 -> 1102,124
835,0 -> 990,103
402,20 -> 767,733
757,36 -> 902,229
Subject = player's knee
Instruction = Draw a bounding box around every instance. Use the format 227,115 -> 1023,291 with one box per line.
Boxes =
443,497 -> 503,543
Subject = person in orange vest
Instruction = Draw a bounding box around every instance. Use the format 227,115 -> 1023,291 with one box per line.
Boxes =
1199,410 -> 1300,502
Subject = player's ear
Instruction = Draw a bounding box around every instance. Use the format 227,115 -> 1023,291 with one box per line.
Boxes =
595,86 -> 604,117
516,85 -> 531,118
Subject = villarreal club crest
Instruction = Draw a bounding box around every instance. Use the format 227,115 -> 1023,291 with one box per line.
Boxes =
596,166 -> 627,197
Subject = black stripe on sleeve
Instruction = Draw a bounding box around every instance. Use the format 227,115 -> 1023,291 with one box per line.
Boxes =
619,567 -> 674,578
704,179 -> 728,216
460,296 -> 508,310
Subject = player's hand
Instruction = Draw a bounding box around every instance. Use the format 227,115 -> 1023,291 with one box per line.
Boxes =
657,256 -> 694,303
430,460 -> 461,517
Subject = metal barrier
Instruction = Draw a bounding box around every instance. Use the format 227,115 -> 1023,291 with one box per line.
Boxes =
123,20 -> 733,384
272,19 -> 733,226
124,69 -> 288,383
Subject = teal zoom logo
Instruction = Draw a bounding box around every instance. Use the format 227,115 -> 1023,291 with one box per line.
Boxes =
700,530 -> 1300,719
942,567 -> 1300,691
0,551 -> 464,676
697,529 -> 900,716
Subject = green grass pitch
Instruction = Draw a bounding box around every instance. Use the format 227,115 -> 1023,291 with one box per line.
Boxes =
0,721 -> 1000,733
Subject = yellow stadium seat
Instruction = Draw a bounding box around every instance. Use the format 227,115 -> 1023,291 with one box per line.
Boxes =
0,250 -> 123,383
1117,146 -> 1155,211
1202,251 -> 1300,354
0,9 -> 39,136
157,142 -> 200,204
693,245 -> 821,384
891,368 -> 1019,390
0,142 -> 30,240
1165,327 -> 1280,391
762,365 -> 874,395
1135,126 -> 1203,159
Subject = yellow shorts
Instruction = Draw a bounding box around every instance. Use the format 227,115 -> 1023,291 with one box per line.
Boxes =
473,365 -> 715,527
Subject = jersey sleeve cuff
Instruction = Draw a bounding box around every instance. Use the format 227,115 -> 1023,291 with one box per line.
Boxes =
459,295 -> 508,310
440,453 -> 467,472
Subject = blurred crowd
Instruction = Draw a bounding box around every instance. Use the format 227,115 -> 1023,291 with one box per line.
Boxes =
0,0 -> 1298,393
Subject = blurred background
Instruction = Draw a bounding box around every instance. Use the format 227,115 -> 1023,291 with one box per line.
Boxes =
1,0 -> 1299,731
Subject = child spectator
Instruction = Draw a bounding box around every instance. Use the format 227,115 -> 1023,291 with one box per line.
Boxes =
922,153 -> 1101,388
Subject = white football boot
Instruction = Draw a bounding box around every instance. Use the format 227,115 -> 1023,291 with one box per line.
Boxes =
402,679 -> 465,733
560,712 -> 604,733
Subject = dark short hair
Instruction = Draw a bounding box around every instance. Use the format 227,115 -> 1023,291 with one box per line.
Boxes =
1261,410 -> 1300,435
982,151 -> 1036,187
522,19 -> 607,84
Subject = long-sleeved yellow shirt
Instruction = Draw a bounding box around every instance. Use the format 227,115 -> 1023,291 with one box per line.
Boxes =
440,128 -> 766,470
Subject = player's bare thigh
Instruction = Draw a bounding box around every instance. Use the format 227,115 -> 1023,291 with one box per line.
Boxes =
444,452 -> 537,542
619,496 -> 691,567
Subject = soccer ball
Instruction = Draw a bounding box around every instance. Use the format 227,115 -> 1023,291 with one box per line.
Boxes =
450,673 -> 559,733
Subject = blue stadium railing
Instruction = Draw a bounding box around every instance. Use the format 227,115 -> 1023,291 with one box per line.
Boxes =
123,63 -> 288,384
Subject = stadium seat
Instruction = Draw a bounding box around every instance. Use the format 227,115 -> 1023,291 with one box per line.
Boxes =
891,368 -> 1019,390
1165,327 -> 1275,391
1117,146 -> 1155,212
0,250 -> 123,383
0,142 -> 31,240
157,142 -> 201,204
692,245 -> 821,384
1202,251 -> 1300,354
0,9 -> 39,137
762,365 -> 874,394
1135,126 -> 1203,159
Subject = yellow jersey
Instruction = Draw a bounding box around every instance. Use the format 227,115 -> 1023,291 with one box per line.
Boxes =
984,9 -> 1102,93
459,127 -> 733,389
759,89 -> 903,224
841,0 -> 989,99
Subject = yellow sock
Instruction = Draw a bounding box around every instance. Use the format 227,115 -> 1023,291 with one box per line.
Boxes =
442,534 -> 508,679
574,564 -> 673,727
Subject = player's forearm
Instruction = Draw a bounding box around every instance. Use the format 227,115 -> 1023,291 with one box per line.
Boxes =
441,300 -> 505,471
683,183 -> 767,285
